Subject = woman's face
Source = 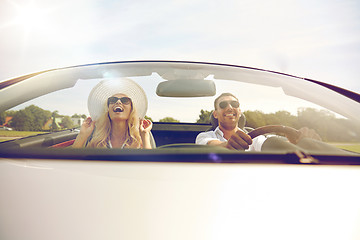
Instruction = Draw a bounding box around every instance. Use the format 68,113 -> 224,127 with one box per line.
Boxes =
107,93 -> 132,122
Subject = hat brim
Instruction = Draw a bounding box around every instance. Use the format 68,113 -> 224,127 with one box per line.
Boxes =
87,78 -> 148,121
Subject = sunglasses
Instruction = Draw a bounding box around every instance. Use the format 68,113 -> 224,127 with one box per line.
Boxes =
107,96 -> 132,106
219,100 -> 240,109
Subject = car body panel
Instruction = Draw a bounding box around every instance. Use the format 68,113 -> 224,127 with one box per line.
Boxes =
1,158 -> 360,240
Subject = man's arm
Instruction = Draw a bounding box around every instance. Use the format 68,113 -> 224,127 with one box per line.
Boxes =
207,139 -> 227,147
197,130 -> 253,150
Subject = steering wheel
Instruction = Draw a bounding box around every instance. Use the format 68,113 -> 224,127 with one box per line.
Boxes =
248,125 -> 301,144
159,125 -> 302,149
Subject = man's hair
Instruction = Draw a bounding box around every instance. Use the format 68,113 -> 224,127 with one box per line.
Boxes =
214,93 -> 239,109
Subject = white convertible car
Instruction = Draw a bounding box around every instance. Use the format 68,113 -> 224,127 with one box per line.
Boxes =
0,61 -> 359,240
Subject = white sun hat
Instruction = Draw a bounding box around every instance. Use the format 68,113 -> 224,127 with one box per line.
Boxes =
87,78 -> 148,121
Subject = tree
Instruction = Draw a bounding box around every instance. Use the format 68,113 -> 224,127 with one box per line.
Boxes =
11,110 -> 34,131
28,105 -> 52,131
72,113 -> 87,119
0,112 -> 6,125
196,109 -> 212,124
264,111 -> 298,127
159,117 -> 180,123
243,110 -> 266,129
10,105 -> 51,131
51,110 -> 60,131
61,116 -> 74,129
1,110 -> 16,126
144,115 -> 153,122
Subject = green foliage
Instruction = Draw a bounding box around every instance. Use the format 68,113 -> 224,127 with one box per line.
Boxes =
244,110 -> 267,128
61,116 -> 74,129
0,110 -> 16,125
52,110 -> 61,118
11,105 -> 52,131
144,115 -> 154,122
0,112 -> 5,125
72,113 -> 87,119
159,117 -> 180,123
196,109 -> 212,124
12,110 -> 32,131
50,111 -> 59,131
6,106 -> 82,131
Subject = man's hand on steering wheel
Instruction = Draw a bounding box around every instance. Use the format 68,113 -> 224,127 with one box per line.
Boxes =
226,130 -> 253,150
289,127 -> 322,144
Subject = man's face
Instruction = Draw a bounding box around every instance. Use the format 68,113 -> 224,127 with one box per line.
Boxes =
213,95 -> 241,130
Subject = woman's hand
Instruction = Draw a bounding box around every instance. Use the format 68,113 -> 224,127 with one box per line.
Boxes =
80,117 -> 96,137
140,119 -> 153,134
72,117 -> 95,148
139,119 -> 153,149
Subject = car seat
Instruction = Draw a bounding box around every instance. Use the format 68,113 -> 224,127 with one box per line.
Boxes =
208,111 -> 252,133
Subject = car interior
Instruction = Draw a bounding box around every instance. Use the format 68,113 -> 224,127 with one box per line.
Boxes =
1,62 -> 359,164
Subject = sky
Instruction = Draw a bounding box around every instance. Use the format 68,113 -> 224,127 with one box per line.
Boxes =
0,0 -> 360,94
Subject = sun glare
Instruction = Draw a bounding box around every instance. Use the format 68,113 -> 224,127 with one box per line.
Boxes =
4,0 -> 55,33
17,7 -> 42,27
14,4 -> 50,31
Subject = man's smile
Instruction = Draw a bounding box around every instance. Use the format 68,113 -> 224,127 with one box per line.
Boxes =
224,112 -> 237,118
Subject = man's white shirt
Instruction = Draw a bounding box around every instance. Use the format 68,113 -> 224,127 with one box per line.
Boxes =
195,126 -> 266,151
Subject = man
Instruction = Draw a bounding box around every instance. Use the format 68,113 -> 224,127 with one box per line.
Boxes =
196,93 -> 266,151
196,93 -> 322,151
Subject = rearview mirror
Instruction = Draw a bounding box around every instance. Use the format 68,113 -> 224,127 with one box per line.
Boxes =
156,80 -> 216,97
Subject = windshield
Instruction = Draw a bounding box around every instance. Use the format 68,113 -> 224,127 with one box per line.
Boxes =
1,61 -> 359,155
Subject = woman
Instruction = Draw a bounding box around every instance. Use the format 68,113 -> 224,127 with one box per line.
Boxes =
72,78 -> 153,149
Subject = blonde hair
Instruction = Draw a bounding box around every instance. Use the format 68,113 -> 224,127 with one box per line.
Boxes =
87,103 -> 142,149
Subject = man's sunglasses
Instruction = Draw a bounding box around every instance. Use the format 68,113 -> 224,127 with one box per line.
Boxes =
107,96 -> 132,106
219,100 -> 240,109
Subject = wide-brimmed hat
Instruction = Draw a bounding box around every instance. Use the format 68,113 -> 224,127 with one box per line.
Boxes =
87,78 -> 148,121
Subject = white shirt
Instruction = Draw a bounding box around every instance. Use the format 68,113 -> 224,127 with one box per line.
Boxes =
195,126 -> 266,152
108,141 -> 126,149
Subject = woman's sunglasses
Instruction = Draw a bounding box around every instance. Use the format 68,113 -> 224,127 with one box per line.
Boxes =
219,100 -> 240,109
107,96 -> 132,106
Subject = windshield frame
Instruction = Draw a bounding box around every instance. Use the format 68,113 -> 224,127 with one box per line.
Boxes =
1,60 -> 360,158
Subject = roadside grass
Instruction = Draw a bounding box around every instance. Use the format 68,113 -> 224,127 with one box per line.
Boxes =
0,131 -> 46,142
330,144 -> 360,153
0,131 -> 46,137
